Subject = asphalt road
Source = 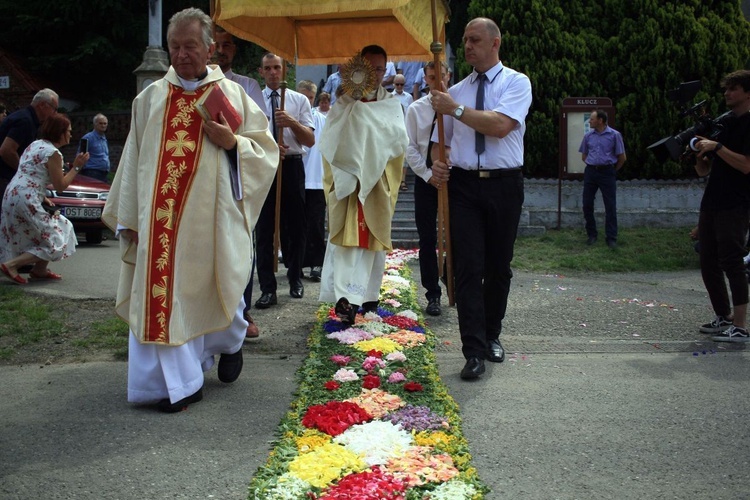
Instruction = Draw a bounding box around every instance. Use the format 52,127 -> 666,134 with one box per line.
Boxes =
1,242 -> 749,499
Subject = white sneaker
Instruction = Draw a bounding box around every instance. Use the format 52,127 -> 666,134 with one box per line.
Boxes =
712,325 -> 750,343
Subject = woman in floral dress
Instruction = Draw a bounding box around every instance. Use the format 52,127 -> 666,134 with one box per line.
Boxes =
0,113 -> 89,284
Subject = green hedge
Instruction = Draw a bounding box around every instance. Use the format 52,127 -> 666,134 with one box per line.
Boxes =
462,0 -> 750,179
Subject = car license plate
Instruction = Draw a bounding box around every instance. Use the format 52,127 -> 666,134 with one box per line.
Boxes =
62,207 -> 102,219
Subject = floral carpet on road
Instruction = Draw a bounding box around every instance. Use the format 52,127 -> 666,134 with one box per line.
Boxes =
248,249 -> 487,499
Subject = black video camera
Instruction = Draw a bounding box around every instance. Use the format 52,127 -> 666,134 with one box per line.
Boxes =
647,80 -> 726,162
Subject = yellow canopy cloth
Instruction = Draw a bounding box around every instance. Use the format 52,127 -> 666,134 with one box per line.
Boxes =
320,87 -> 407,250
213,0 -> 449,64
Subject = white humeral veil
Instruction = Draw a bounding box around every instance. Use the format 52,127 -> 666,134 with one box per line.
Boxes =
318,86 -> 406,306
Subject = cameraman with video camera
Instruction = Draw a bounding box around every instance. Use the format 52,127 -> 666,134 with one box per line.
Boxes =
693,70 -> 750,343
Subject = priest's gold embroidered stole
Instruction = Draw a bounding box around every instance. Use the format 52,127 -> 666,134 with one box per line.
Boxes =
144,84 -> 207,343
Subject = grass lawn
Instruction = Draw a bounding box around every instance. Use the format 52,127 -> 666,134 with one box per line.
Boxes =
0,288 -> 127,361
513,226 -> 699,273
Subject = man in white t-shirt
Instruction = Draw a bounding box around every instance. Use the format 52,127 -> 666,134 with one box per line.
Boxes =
297,81 -> 327,282
391,74 -> 414,111
391,74 -> 413,191
397,60 -> 426,103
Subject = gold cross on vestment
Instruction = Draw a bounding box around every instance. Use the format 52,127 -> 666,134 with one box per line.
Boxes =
151,276 -> 169,307
166,130 -> 196,157
156,199 -> 176,230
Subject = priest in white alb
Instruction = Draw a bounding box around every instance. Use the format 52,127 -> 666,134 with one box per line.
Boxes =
102,8 -> 278,412
318,45 -> 408,323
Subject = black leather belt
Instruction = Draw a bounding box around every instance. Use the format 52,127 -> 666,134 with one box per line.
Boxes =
284,154 -> 303,160
586,163 -> 614,171
454,167 -> 523,178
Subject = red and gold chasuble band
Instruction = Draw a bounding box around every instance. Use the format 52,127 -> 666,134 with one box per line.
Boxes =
357,201 -> 369,248
143,84 -> 207,342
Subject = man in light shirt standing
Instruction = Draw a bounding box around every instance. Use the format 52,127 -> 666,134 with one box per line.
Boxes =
405,61 -> 449,317
78,114 -> 110,183
214,27 -> 266,111
254,53 -> 315,309
430,18 -> 532,380
392,74 -> 413,191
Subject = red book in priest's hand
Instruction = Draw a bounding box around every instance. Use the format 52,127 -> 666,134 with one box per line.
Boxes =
195,84 -> 242,133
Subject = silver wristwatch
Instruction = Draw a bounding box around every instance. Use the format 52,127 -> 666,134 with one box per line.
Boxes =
452,105 -> 465,120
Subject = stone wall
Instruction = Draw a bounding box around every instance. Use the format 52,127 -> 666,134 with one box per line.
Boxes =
522,178 -> 706,230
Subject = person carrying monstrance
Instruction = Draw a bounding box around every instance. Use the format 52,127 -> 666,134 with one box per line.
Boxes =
318,45 -> 409,323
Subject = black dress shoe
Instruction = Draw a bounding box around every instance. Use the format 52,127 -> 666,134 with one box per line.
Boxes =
425,297 -> 441,316
290,281 -> 304,298
310,266 -> 322,281
487,339 -> 505,363
460,357 -> 485,380
586,236 -> 597,246
218,349 -> 243,383
255,292 -> 277,309
362,301 -> 379,314
607,240 -> 617,249
157,388 -> 203,413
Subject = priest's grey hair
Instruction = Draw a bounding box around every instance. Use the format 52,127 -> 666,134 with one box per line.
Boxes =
167,7 -> 214,48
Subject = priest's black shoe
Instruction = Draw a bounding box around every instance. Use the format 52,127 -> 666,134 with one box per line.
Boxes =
425,298 -> 441,316
157,388 -> 203,413
255,292 -> 277,309
218,349 -> 243,383
487,339 -> 505,363
460,357 -> 485,380
362,301 -> 379,314
290,281 -> 304,299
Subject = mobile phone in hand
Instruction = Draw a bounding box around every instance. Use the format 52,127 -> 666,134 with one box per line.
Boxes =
80,138 -> 88,154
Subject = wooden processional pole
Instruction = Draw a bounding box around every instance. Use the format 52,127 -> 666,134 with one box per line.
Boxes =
272,61 -> 287,272
431,0 -> 454,305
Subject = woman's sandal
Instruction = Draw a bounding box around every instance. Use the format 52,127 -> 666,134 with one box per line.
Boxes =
1,263 -> 27,284
28,270 -> 63,281
335,297 -> 357,325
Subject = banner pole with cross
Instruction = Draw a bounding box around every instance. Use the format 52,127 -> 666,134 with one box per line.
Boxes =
272,60 -> 287,273
430,0 -> 454,306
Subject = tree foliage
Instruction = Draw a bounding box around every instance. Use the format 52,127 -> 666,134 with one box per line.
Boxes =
467,0 -> 750,178
1,0 -> 748,179
0,0 -> 209,110
0,0 -> 298,110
